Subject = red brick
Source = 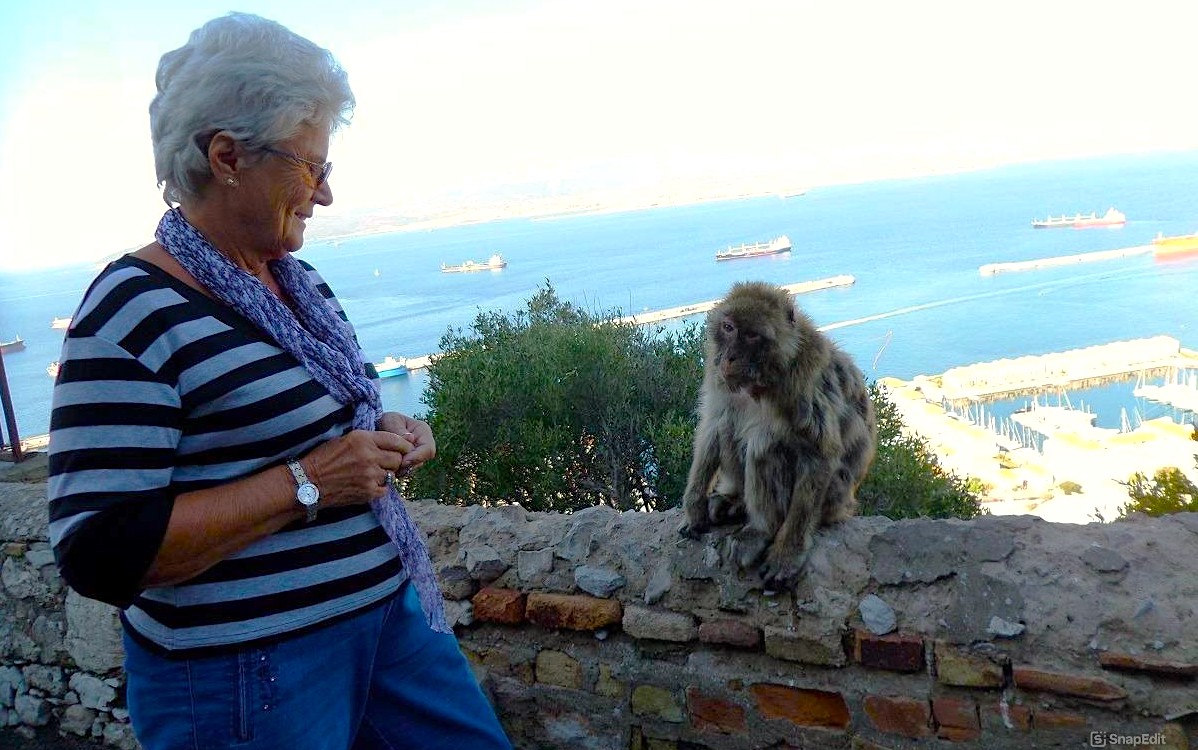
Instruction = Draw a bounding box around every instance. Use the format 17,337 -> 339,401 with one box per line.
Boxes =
863,695 -> 932,739
698,619 -> 761,649
932,697 -> 979,730
1098,651 -> 1198,679
982,701 -> 1031,732
1013,666 -> 1127,702
471,587 -> 525,624
933,697 -> 979,741
525,592 -> 622,631
750,683 -> 851,730
853,630 -> 924,673
686,688 -> 747,734
1034,709 -> 1088,729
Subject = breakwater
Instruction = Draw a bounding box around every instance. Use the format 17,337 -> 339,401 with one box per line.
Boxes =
978,245 -> 1153,276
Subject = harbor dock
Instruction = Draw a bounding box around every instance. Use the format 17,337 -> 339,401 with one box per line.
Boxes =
400,276 -> 855,370
978,245 -> 1152,276
915,336 -> 1198,403
614,275 -> 855,326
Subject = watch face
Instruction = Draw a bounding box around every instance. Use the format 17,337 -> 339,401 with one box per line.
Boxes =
297,483 -> 320,506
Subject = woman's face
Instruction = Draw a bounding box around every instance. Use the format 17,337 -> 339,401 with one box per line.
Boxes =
241,124 -> 333,259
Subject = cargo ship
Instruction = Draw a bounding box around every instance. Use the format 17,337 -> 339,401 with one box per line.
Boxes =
0,337 -> 25,354
1152,232 -> 1198,260
441,254 -> 507,273
715,235 -> 791,261
372,355 -> 409,378
1031,207 -> 1125,229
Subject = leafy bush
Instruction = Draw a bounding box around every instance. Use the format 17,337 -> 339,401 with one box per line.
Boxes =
1120,465 -> 1198,517
411,286 -> 984,520
408,284 -> 703,511
1058,480 -> 1083,495
856,383 -> 985,520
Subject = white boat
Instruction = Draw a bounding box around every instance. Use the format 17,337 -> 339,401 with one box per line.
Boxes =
373,356 -> 409,378
441,254 -> 507,273
47,361 -> 60,378
715,235 -> 791,261
51,317 -> 71,329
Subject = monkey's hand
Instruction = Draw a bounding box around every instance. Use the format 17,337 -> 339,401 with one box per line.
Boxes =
731,528 -> 771,572
758,543 -> 812,594
679,494 -> 711,539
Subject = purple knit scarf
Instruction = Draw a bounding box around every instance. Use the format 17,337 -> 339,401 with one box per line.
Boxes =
155,208 -> 449,633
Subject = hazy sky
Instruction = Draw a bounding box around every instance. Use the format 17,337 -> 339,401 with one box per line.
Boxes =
4,0 -> 1197,271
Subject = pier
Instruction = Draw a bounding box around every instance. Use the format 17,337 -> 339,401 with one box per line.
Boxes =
978,245 -> 1152,276
914,336 -> 1198,404
396,275 -> 858,371
614,275 -> 856,326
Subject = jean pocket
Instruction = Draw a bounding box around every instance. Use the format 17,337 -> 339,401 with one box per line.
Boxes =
184,645 -> 277,746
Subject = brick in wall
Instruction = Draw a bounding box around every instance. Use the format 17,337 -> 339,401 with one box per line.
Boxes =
698,619 -> 761,649
631,684 -> 684,723
749,683 -> 851,730
853,630 -> 924,673
863,695 -> 932,739
933,641 -> 1004,688
525,592 -> 622,631
1013,666 -> 1127,702
535,650 -> 582,689
932,697 -> 979,742
1098,651 -> 1198,679
685,687 -> 746,734
472,587 -> 525,624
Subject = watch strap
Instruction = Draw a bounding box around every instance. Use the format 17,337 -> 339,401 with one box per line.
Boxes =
286,459 -> 310,486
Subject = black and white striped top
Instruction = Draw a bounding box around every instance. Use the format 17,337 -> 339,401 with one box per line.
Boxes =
47,256 -> 404,656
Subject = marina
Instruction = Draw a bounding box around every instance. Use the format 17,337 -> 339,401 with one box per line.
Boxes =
915,336 -> 1198,403
978,245 -> 1152,275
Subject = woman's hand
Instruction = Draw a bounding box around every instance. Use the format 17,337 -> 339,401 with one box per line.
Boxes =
376,412 -> 437,473
303,429 -> 412,506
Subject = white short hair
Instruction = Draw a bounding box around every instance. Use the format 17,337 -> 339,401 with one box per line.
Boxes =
150,12 -> 354,202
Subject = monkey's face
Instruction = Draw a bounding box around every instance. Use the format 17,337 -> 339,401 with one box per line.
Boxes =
711,313 -> 779,395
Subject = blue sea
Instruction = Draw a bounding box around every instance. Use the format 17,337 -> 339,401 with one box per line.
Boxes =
4,151 -> 1198,442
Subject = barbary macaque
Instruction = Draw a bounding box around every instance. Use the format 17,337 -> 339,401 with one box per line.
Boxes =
679,281 -> 876,590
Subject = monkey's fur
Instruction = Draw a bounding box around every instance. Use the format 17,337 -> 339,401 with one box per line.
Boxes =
679,281 -> 876,590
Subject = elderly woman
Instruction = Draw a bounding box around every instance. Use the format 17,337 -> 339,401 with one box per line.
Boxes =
47,13 -> 511,750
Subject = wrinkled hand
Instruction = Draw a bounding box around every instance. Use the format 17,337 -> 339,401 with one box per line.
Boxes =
376,412 -> 436,473
303,429 -> 412,506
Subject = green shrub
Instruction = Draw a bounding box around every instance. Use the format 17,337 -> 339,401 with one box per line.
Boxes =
1120,465 -> 1198,517
855,383 -> 985,520
410,286 -> 985,520
1059,480 -> 1083,495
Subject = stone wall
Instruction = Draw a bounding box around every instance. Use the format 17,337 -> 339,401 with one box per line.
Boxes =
2,475 -> 1196,749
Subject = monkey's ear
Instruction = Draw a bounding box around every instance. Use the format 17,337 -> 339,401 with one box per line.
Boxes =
787,306 -> 796,324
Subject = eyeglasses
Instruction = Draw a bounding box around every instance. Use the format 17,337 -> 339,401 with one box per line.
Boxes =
260,146 -> 333,188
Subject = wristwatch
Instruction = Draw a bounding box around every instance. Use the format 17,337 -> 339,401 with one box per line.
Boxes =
286,458 -> 320,523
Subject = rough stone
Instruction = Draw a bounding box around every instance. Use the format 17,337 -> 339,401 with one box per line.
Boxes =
869,519 -> 967,585
630,684 -> 684,724
443,599 -> 473,628
763,625 -> 847,667
535,650 -> 583,689
463,545 -> 509,583
643,562 -> 672,605
986,616 -> 1026,638
574,565 -> 625,598
622,605 -> 696,642
64,592 -> 123,673
438,565 -> 477,600
1,558 -> 37,599
858,594 -> 897,635
517,549 -> 553,581
20,665 -> 63,695
1081,545 -> 1128,573
13,694 -> 50,727
59,704 -> 95,736
68,672 -> 116,711
942,569 -> 1025,644
934,642 -> 1004,688
697,619 -> 760,649
0,666 -> 23,708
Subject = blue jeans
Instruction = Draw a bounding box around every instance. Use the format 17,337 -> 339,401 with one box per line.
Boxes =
123,583 -> 512,750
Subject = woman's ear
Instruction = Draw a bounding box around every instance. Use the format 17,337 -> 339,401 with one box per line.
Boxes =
206,131 -> 243,185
